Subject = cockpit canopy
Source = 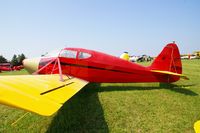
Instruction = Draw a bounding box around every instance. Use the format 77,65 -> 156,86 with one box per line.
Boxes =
59,50 -> 77,58
43,48 -> 92,59
59,49 -> 92,59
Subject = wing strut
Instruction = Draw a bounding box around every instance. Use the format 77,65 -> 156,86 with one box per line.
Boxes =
32,57 -> 70,82
33,58 -> 57,75
57,57 -> 64,81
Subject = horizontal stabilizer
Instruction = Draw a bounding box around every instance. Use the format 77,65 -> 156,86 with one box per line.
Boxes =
151,70 -> 189,80
0,74 -> 88,116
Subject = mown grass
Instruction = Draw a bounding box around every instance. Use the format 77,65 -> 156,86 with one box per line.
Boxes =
0,60 -> 200,133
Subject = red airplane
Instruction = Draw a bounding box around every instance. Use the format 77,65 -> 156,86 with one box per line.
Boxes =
0,43 -> 188,116
0,66 -> 12,71
0,63 -> 12,71
0,66 -> 23,71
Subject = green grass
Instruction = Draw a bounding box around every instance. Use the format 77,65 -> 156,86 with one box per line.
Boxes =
0,69 -> 29,75
0,60 -> 200,133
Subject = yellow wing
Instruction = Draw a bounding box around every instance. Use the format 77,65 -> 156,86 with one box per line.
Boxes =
0,74 -> 88,116
194,120 -> 200,133
151,70 -> 189,80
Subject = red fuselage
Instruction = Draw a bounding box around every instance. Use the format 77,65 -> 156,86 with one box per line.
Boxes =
37,47 -> 177,83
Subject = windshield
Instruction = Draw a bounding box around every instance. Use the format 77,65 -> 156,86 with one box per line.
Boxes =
59,50 -> 77,59
42,49 -> 61,57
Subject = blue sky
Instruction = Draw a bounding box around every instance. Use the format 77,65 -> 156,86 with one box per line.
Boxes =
0,0 -> 199,59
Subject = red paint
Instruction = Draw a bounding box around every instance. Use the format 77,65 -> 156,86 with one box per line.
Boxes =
13,65 -> 24,71
0,63 -> 12,71
0,66 -> 12,71
37,43 -> 182,83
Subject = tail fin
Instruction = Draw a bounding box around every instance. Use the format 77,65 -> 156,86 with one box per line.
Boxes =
150,43 -> 182,73
149,43 -> 188,82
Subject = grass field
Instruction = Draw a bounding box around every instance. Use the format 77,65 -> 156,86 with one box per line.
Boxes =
0,60 -> 200,133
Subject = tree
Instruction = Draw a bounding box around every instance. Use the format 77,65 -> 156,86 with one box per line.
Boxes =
17,54 -> 26,65
0,55 -> 7,63
11,54 -> 18,66
11,54 -> 26,66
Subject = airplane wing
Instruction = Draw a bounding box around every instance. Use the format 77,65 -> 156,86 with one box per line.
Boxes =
151,70 -> 189,80
194,120 -> 200,133
0,74 -> 88,116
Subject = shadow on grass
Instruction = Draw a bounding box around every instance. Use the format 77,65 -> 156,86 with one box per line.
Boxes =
46,83 -> 197,132
98,83 -> 198,96
159,83 -> 198,96
46,83 -> 109,133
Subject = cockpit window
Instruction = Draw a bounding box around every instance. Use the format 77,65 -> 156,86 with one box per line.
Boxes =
59,50 -> 77,59
78,52 -> 91,59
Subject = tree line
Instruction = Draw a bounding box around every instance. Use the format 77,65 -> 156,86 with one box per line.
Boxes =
0,54 -> 26,66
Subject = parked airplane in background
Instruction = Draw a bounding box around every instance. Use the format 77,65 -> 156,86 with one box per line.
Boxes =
0,66 -> 12,71
0,63 -> 24,72
0,63 -> 12,72
0,43 -> 188,116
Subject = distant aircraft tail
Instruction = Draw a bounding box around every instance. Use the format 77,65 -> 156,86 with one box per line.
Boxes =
149,43 -> 188,82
